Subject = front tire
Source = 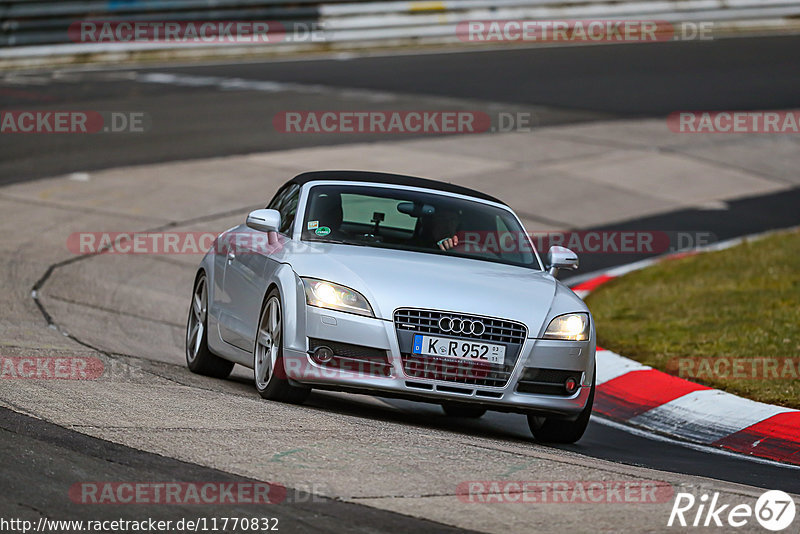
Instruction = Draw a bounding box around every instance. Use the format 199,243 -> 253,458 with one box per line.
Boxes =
253,289 -> 310,404
441,403 -> 487,418
186,273 -> 234,379
527,367 -> 595,444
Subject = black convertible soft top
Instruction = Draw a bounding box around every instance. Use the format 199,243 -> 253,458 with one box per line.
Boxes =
287,170 -> 506,206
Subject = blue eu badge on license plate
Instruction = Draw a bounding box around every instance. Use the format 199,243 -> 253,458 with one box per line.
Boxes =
413,334 -> 423,354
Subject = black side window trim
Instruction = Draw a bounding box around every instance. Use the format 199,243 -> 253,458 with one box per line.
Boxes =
267,183 -> 300,237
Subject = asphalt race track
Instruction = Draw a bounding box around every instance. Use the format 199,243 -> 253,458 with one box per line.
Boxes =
2,35 -> 800,183
0,408 -> 472,533
2,35 -> 800,531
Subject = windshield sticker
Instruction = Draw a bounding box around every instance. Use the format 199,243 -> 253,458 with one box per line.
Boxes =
307,220 -> 319,230
315,226 -> 331,237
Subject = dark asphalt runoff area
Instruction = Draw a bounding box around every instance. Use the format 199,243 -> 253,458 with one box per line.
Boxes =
1,34 -> 799,526
1,34 -> 799,183
156,35 -> 800,114
0,407 -> 472,532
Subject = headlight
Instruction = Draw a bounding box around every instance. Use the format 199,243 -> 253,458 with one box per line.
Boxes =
302,278 -> 374,317
543,313 -> 590,341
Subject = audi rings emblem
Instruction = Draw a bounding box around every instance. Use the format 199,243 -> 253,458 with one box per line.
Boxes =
438,316 -> 485,336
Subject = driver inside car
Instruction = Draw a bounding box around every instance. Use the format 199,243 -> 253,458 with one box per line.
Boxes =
424,208 -> 460,251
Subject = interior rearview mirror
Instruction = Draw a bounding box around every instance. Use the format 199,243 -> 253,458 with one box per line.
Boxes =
397,202 -> 435,217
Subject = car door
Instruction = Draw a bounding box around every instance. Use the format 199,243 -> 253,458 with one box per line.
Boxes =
218,184 -> 300,351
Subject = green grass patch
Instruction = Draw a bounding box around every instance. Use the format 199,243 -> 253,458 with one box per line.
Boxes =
585,229 -> 800,409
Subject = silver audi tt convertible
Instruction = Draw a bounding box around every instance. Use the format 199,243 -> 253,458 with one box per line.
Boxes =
185,170 -> 596,443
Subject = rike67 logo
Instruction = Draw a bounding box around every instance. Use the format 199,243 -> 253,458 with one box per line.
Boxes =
668,490 -> 796,530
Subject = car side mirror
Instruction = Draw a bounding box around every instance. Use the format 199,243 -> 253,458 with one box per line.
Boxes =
246,209 -> 281,233
547,246 -> 579,277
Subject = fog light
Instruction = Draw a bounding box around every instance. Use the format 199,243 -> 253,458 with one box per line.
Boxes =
564,377 -> 579,395
312,346 -> 335,364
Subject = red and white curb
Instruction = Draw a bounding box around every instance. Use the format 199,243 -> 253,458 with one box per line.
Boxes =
569,229 -> 800,466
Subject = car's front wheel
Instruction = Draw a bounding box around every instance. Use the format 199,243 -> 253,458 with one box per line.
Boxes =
253,289 -> 310,404
527,367 -> 595,444
186,273 -> 234,379
441,403 -> 487,418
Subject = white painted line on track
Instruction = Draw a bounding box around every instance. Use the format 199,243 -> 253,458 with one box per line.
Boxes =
134,71 -> 398,101
0,40 -> 717,75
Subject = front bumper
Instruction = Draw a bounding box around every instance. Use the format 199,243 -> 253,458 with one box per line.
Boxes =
284,305 -> 595,417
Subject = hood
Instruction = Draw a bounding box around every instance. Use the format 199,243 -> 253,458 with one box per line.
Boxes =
284,241 -> 558,333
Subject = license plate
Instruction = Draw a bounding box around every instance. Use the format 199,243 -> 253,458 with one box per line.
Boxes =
412,334 -> 505,365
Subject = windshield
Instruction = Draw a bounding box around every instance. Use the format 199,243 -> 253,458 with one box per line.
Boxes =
301,184 -> 540,269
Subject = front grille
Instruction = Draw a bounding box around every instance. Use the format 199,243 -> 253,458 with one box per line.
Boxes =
394,308 -> 526,344
516,367 -> 582,396
394,308 -> 526,387
308,338 -> 391,376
